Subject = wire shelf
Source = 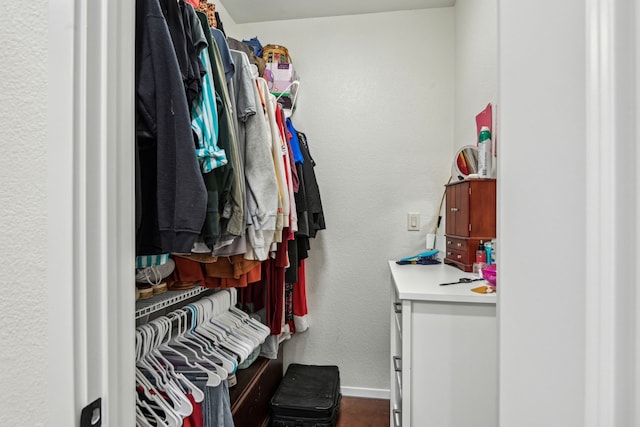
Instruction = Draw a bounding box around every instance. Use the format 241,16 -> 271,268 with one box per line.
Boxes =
135,286 -> 209,319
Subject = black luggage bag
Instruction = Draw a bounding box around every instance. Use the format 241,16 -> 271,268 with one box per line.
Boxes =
270,363 -> 341,427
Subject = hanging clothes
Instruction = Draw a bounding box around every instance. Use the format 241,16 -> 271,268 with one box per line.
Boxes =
208,35 -> 245,248
135,0 -> 207,255
187,3 -> 227,174
293,260 -> 309,333
134,6 -> 327,363
296,131 -> 326,237
233,50 -> 279,262
187,15 -> 245,250
195,0 -> 217,30
210,29 -> 235,83
158,0 -> 201,106
256,77 -> 288,244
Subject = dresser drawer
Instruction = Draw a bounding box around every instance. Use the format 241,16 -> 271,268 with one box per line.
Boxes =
445,237 -> 495,272
444,247 -> 474,272
446,236 -> 468,252
445,248 -> 471,264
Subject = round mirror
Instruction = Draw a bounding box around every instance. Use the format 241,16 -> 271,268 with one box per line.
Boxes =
451,145 -> 479,181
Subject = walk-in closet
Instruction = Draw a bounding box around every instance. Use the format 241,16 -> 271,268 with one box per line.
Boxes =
29,0 -> 639,426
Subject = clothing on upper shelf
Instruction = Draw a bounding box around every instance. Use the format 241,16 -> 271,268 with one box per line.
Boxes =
134,0 -> 325,353
227,37 -> 266,77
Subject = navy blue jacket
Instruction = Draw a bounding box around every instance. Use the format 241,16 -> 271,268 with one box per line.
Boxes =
135,0 -> 207,254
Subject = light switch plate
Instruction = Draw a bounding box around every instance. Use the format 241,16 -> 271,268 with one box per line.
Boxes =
407,212 -> 420,231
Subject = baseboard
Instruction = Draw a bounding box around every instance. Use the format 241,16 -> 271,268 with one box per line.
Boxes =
340,386 -> 390,400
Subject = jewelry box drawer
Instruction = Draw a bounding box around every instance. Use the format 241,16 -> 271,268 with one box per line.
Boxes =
446,236 -> 469,252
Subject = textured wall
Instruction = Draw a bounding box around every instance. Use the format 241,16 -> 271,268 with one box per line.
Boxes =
218,5 -> 455,392
454,0 -> 498,152
0,1 -> 48,426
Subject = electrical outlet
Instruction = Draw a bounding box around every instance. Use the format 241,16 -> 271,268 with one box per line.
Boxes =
407,212 -> 420,231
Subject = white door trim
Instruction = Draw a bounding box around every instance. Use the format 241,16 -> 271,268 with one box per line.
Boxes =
48,0 -> 79,424
48,0 -> 135,425
585,0 -> 638,425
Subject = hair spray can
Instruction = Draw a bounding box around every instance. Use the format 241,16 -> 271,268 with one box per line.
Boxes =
478,126 -> 492,178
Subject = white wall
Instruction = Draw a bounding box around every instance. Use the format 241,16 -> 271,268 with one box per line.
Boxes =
0,1 -> 48,426
454,0 -> 498,152
218,4 -> 455,393
498,1 -> 587,425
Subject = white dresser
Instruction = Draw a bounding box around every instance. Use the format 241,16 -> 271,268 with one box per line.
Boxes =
389,261 -> 497,427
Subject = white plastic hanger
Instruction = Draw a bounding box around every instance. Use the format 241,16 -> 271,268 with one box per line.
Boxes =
135,369 -> 182,427
162,312 -> 222,387
210,292 -> 266,354
209,292 -> 258,352
187,302 -> 237,374
137,325 -> 193,418
136,392 -> 167,427
276,80 -> 300,118
198,297 -> 251,362
226,289 -> 271,337
179,306 -> 230,381
213,292 -> 260,354
148,318 -> 205,403
134,341 -> 182,427
219,290 -> 268,344
191,302 -> 240,372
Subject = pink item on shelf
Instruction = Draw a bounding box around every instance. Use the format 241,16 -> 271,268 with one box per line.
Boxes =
482,263 -> 497,286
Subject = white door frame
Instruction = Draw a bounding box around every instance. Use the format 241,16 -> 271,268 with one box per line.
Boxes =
584,0 -> 638,425
48,0 -> 135,425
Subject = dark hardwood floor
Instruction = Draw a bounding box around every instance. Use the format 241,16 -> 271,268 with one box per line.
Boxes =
336,396 -> 390,427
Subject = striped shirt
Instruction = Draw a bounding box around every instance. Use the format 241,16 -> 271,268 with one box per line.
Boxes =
192,49 -> 227,173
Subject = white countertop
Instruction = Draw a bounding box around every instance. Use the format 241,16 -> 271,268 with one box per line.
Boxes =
389,260 -> 497,304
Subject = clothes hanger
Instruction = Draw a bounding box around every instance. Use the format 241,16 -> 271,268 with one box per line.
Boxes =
219,304 -> 268,352
212,308 -> 262,351
207,292 -> 240,329
179,305 -> 231,381
186,302 -> 237,374
145,320 -> 190,394
137,326 -> 194,420
226,288 -> 271,337
206,293 -> 259,352
191,303 -> 240,372
148,318 -> 205,403
209,292 -> 260,349
135,368 -> 182,427
198,297 -> 251,362
208,310 -> 252,362
162,311 -> 222,387
137,325 -> 193,418
135,405 -> 156,427
276,80 -> 300,119
136,392 -> 167,427
156,314 -> 221,388
220,289 -> 269,342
